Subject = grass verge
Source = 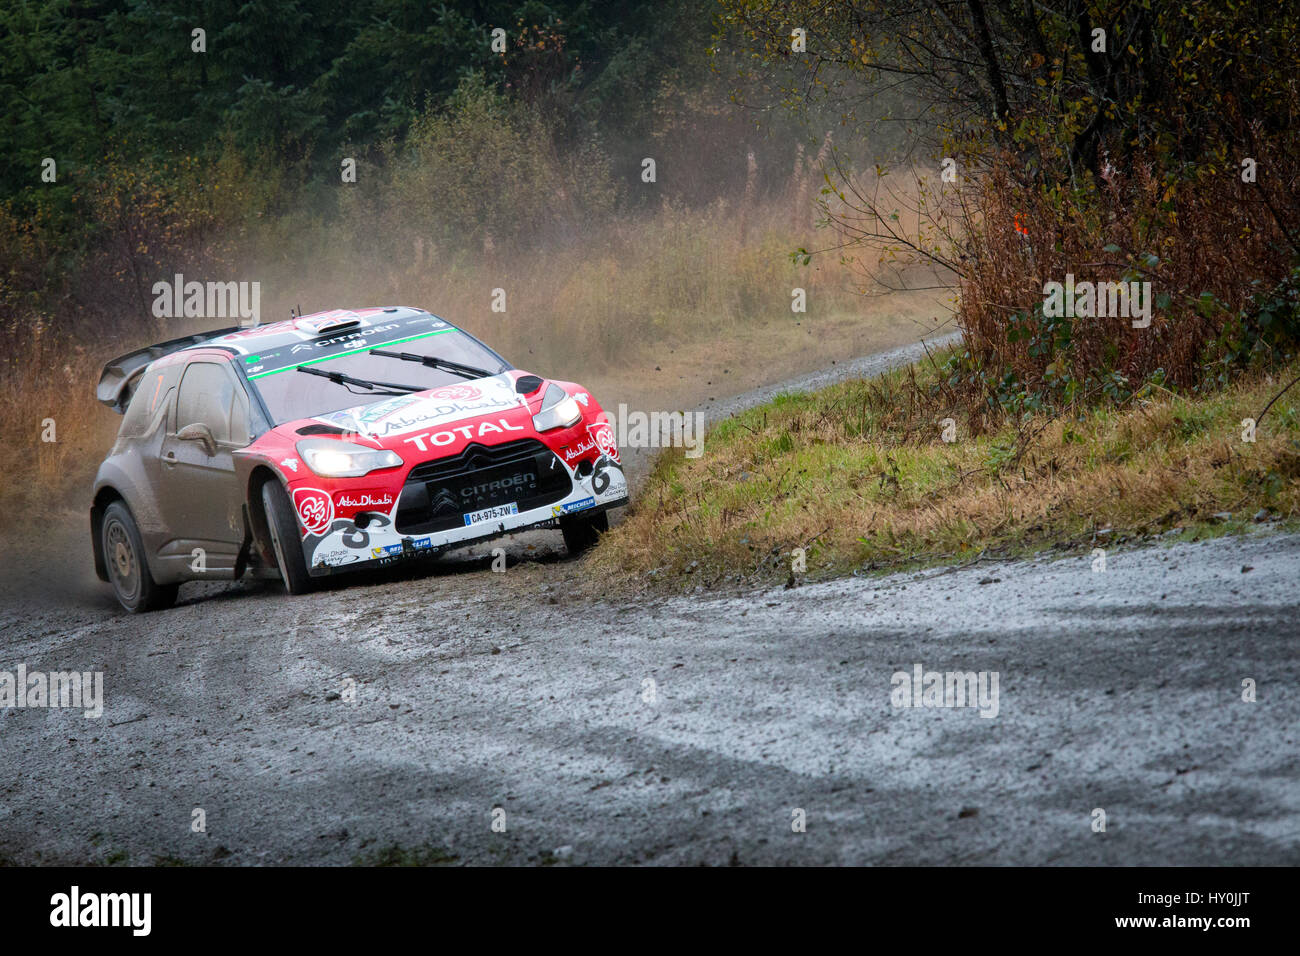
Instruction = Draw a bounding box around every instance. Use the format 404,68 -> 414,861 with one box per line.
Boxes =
354,844 -> 462,867
589,351 -> 1300,589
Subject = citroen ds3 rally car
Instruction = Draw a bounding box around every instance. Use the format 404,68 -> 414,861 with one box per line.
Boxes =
91,307 -> 627,611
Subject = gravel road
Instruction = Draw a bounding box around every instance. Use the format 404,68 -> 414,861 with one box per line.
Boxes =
2,334 -> 1297,866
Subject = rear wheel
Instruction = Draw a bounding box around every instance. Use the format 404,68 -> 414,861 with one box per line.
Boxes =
102,501 -> 178,613
560,510 -> 608,556
260,480 -> 315,595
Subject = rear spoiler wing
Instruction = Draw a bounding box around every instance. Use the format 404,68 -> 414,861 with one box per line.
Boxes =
97,327 -> 243,413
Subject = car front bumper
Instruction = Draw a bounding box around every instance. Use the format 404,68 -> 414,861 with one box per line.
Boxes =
301,453 -> 627,575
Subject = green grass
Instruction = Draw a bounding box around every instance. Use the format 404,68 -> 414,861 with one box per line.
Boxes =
590,354 -> 1300,588
353,844 -> 461,867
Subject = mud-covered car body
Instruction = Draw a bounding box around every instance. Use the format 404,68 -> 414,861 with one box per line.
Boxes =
91,307 -> 626,609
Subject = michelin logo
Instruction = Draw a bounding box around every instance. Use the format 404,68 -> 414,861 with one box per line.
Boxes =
369,538 -> 435,560
552,497 -> 595,517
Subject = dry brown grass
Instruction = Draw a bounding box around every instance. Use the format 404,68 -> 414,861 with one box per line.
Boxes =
1,180 -> 932,519
3,329 -> 120,520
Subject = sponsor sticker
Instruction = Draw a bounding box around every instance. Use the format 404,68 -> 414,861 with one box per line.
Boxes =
588,421 -> 619,463
316,548 -> 360,566
292,487 -> 334,536
427,383 -> 483,402
562,437 -> 597,462
334,490 -> 395,510
552,497 -> 596,517
363,537 -> 434,560
402,416 -> 526,452
590,455 -> 625,499
316,375 -> 523,440
464,502 -> 519,527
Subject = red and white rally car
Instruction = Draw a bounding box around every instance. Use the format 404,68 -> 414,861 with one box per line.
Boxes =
91,307 -> 627,611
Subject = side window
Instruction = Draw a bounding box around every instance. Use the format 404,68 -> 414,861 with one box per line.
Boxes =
119,364 -> 180,439
176,362 -> 238,444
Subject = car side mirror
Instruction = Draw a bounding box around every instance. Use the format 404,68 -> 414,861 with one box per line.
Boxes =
176,422 -> 218,457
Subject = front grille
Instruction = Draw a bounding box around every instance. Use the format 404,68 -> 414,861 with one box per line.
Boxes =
395,438 -> 571,533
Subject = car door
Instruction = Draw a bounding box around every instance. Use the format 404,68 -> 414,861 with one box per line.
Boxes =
155,359 -> 252,576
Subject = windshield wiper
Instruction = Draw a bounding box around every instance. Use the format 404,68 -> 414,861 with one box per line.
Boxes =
368,348 -> 492,380
295,365 -> 422,393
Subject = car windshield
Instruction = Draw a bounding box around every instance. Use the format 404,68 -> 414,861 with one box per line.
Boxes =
245,319 -> 510,424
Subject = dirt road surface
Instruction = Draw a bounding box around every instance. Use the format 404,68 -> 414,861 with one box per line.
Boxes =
2,334 -> 1297,866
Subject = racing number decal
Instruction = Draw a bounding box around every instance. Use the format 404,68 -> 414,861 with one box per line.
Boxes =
592,456 -> 611,495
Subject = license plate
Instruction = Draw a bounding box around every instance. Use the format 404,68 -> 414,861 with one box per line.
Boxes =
463,502 -> 519,526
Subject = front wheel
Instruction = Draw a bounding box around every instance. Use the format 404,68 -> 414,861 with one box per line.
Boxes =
260,480 -> 315,595
560,510 -> 608,556
102,501 -> 178,613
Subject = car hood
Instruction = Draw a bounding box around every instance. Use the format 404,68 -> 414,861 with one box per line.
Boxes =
268,371 -> 544,452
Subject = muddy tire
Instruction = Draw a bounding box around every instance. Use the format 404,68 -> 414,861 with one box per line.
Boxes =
560,510 -> 608,556
101,501 -> 178,613
260,480 -> 315,595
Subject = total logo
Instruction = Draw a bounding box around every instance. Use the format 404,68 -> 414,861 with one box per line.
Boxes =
402,417 -> 526,452
293,487 -> 334,536
335,491 -> 395,510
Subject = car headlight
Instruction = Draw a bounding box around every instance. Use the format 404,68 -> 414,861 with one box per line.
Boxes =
532,385 -> 582,432
295,439 -> 403,478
